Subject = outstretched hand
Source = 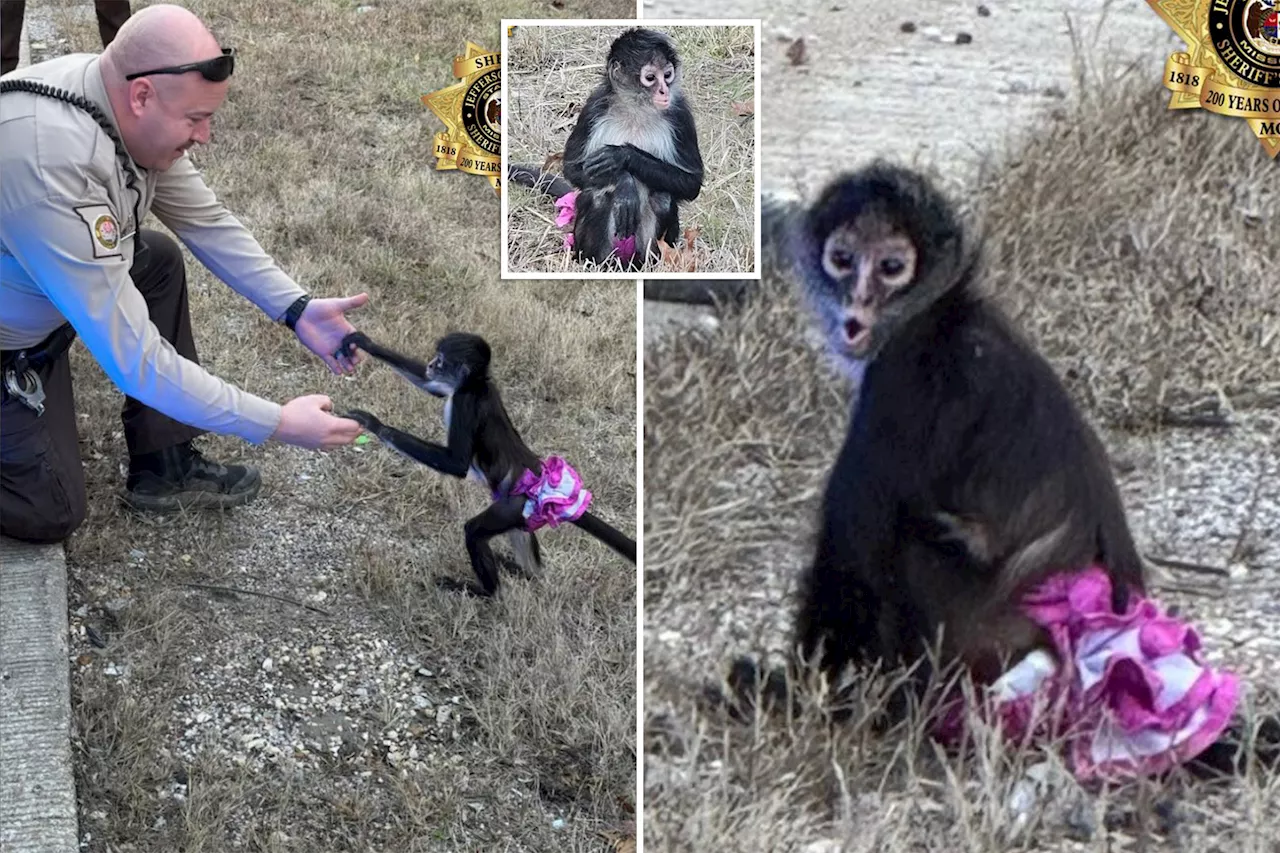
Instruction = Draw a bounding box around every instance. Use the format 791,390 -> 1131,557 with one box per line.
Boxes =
272,395 -> 363,449
293,293 -> 371,375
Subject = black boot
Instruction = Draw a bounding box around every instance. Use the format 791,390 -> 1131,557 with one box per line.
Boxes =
124,441 -> 261,512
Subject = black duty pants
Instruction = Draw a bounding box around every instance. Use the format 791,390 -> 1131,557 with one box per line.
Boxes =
1,1 -> 131,76
1,230 -> 204,542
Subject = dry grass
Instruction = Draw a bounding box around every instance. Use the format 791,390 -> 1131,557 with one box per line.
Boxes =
643,67 -> 1280,853
972,81 -> 1279,427
505,24 -> 756,275
34,1 -> 638,850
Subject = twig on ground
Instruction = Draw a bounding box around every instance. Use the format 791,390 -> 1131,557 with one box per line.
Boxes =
178,582 -> 332,616
1143,553 -> 1230,577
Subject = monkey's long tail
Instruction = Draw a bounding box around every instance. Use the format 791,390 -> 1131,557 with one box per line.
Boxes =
643,280 -> 756,306
572,511 -> 636,563
642,194 -> 804,307
508,163 -> 575,199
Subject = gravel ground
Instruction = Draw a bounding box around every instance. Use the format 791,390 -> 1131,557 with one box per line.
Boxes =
644,408 -> 1280,693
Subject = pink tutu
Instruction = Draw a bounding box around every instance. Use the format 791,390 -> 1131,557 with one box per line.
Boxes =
555,190 -> 578,251
552,190 -> 637,263
510,456 -> 592,531
933,566 -> 1240,781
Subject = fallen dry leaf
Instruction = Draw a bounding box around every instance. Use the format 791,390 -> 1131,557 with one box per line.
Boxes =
683,226 -> 700,248
786,37 -> 807,65
657,237 -> 699,273
598,823 -> 637,853
658,238 -> 678,266
731,99 -> 754,117
541,151 -> 565,173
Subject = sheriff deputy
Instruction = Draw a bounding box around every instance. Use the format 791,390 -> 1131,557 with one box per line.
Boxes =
0,4 -> 365,543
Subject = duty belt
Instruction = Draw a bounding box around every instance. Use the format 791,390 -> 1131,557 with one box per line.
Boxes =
1,323 -> 78,416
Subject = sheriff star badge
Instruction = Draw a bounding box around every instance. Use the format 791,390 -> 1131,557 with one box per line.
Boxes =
423,42 -> 503,193
1147,0 -> 1280,158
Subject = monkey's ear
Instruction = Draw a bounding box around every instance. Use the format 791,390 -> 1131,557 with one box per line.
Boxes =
607,60 -> 626,87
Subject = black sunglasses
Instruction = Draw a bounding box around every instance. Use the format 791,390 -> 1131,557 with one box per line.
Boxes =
125,47 -> 235,82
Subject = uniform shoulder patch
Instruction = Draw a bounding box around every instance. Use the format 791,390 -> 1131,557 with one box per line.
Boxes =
72,204 -> 123,259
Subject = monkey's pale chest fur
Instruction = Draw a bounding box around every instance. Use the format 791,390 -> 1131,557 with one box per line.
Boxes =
586,102 -> 678,164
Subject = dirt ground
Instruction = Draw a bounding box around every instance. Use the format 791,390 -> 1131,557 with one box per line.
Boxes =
641,1 -> 1280,851
641,0 -> 1179,192
19,1 -> 637,851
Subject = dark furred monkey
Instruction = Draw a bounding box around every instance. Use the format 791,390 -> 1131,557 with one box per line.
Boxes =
734,162 -> 1146,716
340,331 -> 636,598
728,162 -> 1280,776
510,28 -> 703,270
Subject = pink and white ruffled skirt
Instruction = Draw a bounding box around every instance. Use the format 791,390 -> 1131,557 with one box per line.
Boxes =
510,456 -> 593,532
934,566 -> 1240,781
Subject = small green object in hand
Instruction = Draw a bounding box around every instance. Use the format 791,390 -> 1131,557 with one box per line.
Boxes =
354,434 -> 371,445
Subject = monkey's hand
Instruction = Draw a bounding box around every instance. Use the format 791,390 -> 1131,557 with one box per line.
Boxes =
339,331 -> 374,358
293,293 -> 371,375
343,409 -> 384,436
580,145 -> 627,185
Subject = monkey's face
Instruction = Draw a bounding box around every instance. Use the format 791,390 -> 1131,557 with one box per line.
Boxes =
819,216 -> 917,358
422,351 -> 459,398
424,333 -> 490,397
640,55 -> 677,109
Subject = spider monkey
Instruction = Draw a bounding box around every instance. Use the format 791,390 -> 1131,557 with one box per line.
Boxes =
720,161 -> 1279,777
339,331 -> 636,597
508,27 -> 703,270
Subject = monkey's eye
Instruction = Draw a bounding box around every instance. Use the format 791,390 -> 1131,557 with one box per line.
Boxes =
879,254 -> 912,286
664,67 -> 674,81
642,72 -> 656,85
828,248 -> 855,272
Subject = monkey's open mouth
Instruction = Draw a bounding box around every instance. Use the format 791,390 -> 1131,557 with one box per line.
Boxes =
842,315 -> 872,353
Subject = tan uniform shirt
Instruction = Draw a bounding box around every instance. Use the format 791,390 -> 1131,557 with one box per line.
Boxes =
0,54 -> 301,444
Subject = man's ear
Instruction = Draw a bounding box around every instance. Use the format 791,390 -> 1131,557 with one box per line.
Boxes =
129,78 -> 157,115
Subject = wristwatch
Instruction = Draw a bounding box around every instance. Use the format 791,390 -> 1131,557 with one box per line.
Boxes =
282,294 -> 311,330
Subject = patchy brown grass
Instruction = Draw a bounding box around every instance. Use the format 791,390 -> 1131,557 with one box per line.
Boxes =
643,65 -> 1280,853
35,1 -> 637,851
505,23 -> 756,275
973,81 -> 1279,428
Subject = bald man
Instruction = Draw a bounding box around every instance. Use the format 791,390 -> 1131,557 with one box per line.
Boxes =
0,5 -> 365,543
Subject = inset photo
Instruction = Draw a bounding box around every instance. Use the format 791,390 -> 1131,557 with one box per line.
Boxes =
501,20 -> 760,279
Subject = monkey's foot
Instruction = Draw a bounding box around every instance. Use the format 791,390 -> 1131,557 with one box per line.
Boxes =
1187,716 -> 1280,778
704,657 -> 795,723
434,576 -> 494,598
495,555 -> 538,579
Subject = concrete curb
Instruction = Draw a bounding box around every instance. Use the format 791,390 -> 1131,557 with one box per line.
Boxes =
0,537 -> 79,853
0,22 -> 79,853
